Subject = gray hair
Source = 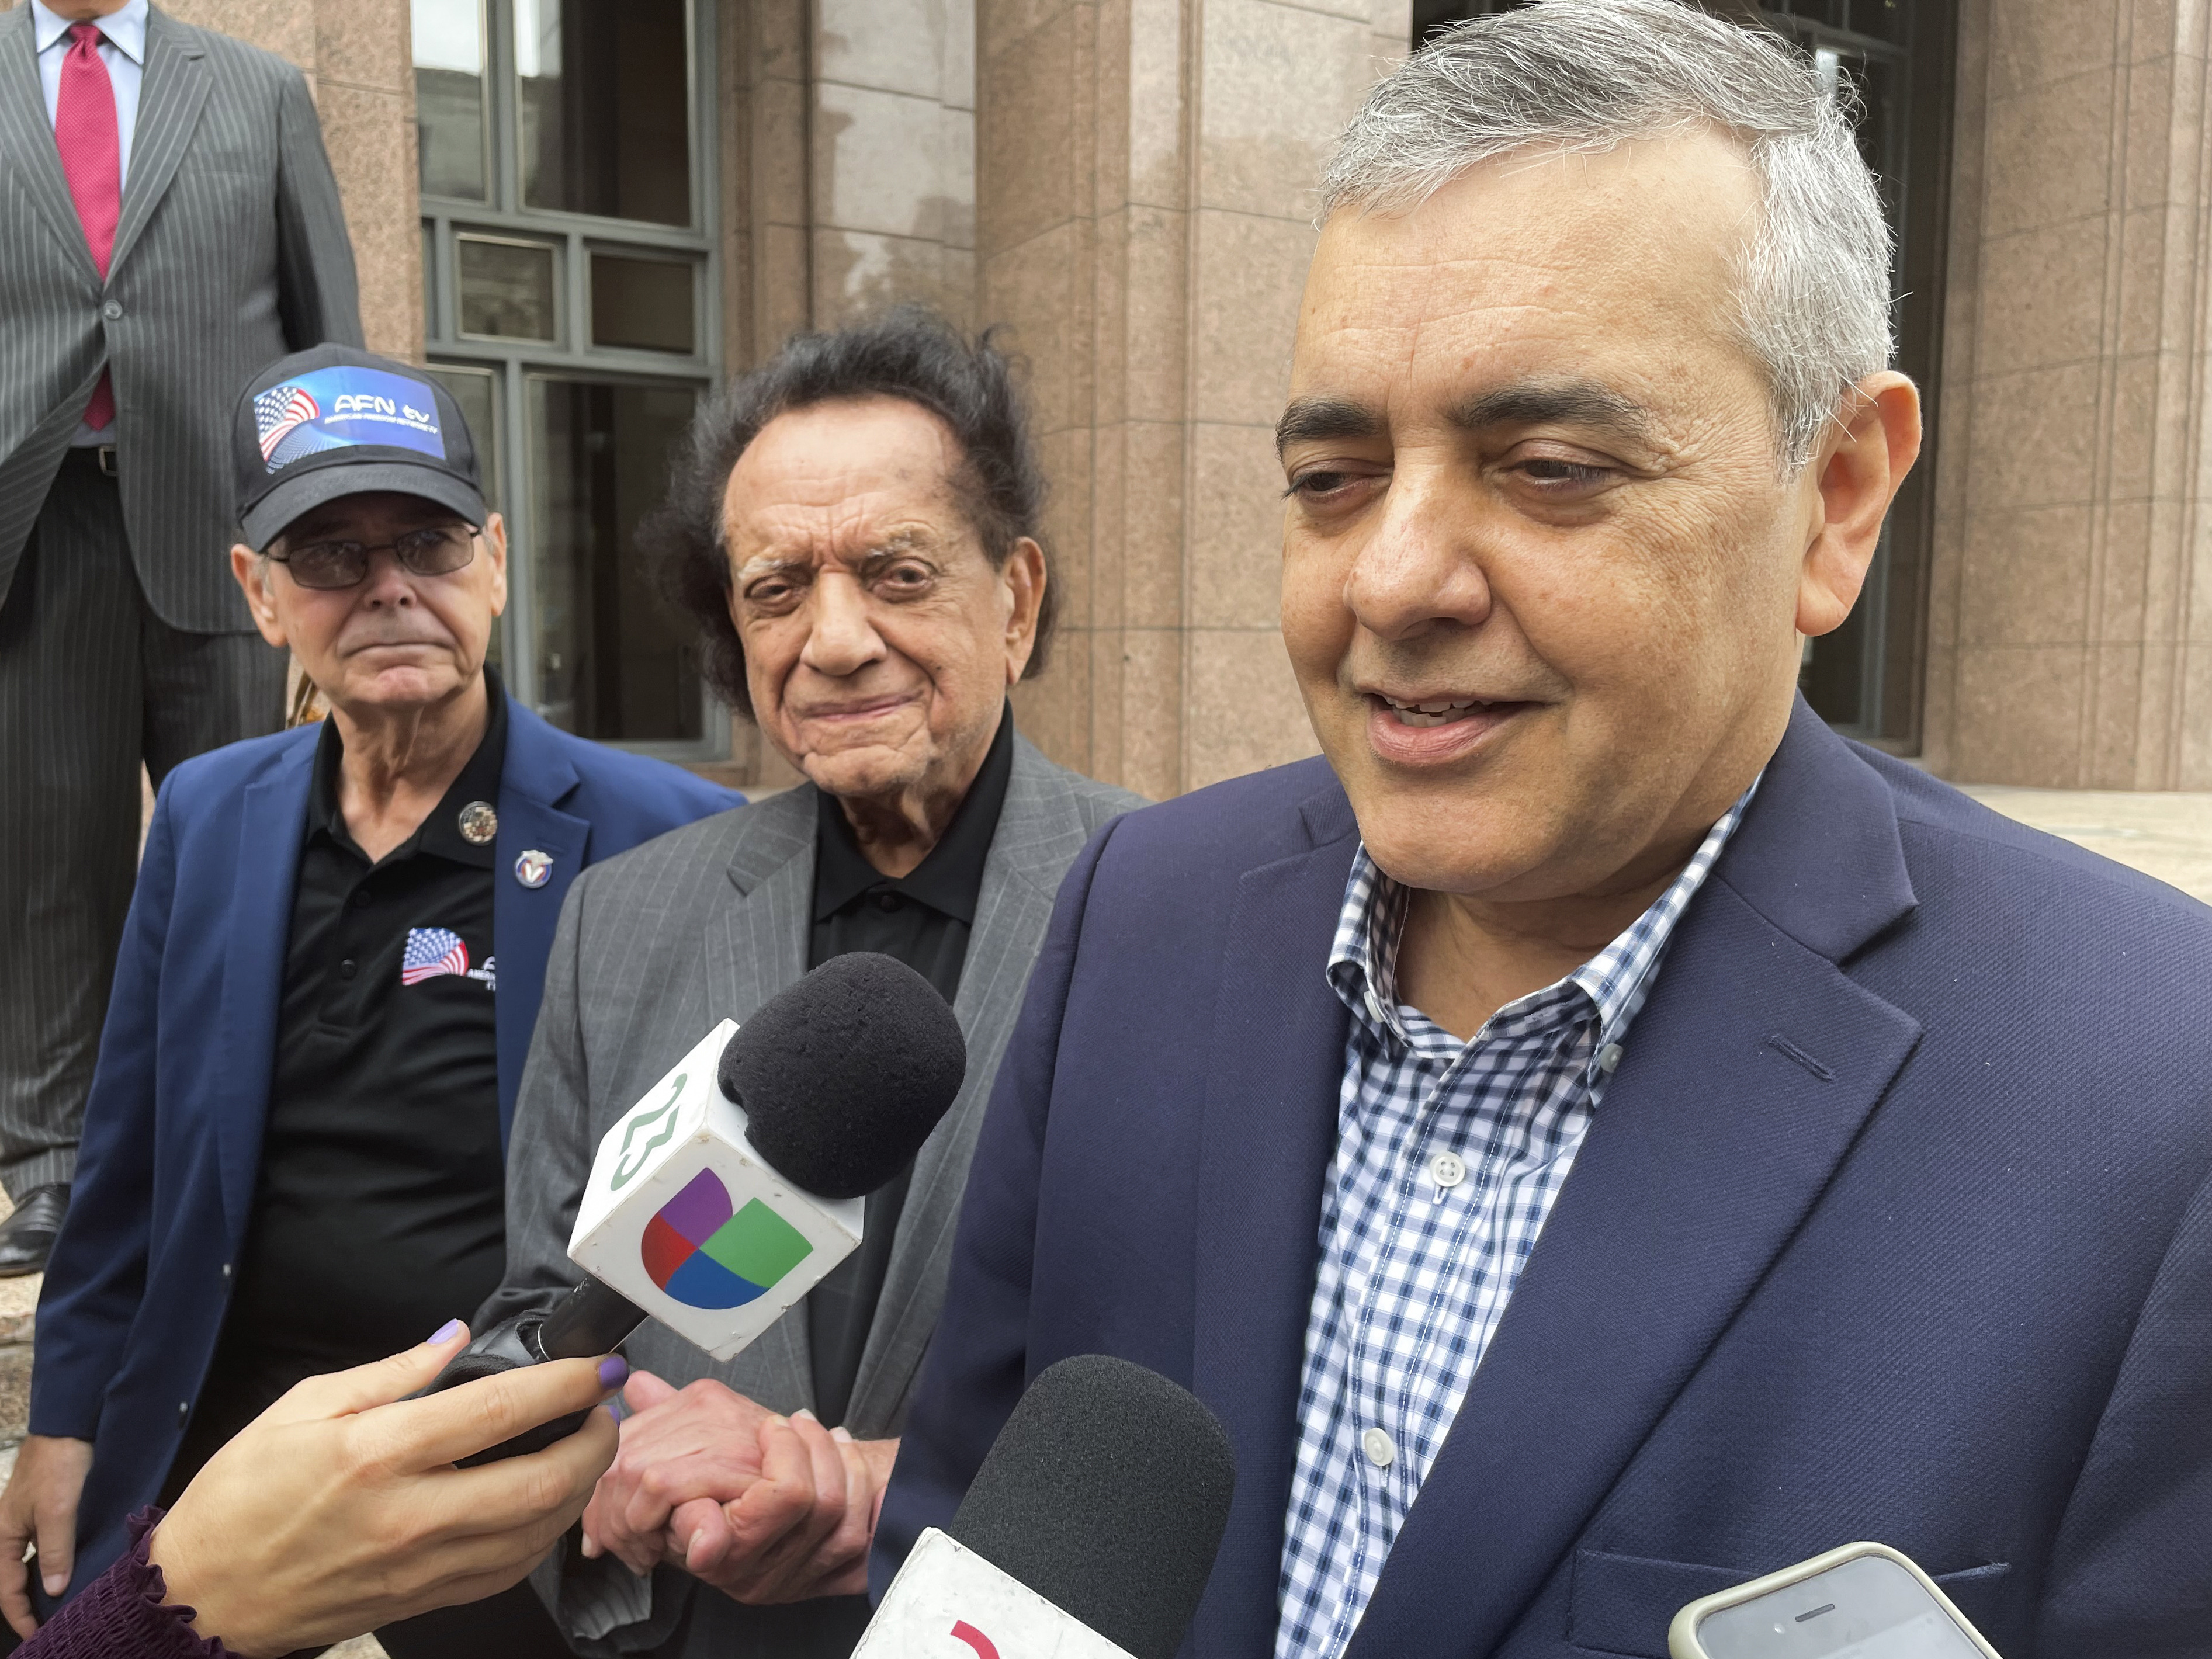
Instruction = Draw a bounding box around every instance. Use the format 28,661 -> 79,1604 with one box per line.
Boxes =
1321,0 -> 1892,471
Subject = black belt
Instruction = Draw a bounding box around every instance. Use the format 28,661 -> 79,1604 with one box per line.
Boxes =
61,444 -> 118,477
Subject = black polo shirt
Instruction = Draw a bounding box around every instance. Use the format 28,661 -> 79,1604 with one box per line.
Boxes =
803,707 -> 1013,1428
174,683 -> 510,1485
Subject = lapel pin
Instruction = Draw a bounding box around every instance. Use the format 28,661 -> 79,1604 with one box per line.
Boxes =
459,800 -> 498,844
514,848 -> 554,888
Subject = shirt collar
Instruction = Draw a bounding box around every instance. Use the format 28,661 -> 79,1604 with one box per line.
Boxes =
811,704 -> 1015,925
306,669 -> 511,870
1327,771 -> 1763,1057
32,0 -> 149,63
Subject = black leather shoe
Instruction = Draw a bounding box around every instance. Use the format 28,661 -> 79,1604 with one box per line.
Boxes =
0,1185 -> 67,1277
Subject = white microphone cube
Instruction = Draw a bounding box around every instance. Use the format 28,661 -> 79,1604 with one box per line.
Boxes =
856,1529 -> 1138,1659
567,1021 -> 864,1361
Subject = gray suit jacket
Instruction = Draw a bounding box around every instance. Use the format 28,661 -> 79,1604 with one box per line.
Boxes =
0,3 -> 360,631
484,734 -> 1142,1655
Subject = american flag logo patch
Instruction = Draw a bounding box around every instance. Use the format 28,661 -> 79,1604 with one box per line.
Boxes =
400,926 -> 470,985
254,382 -> 320,461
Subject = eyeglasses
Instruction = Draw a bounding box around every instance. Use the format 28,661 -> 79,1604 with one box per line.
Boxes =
269,524 -> 478,590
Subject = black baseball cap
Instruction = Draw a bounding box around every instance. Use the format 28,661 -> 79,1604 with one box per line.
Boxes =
233,344 -> 487,551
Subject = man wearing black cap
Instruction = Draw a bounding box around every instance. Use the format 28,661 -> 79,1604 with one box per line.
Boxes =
0,0 -> 364,1279
0,346 -> 739,1657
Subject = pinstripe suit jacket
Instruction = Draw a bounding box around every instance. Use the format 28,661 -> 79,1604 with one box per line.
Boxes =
481,734 -> 1140,1656
0,2 -> 360,631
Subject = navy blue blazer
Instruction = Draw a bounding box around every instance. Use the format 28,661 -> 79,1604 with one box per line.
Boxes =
877,698 -> 2212,1659
31,696 -> 739,1593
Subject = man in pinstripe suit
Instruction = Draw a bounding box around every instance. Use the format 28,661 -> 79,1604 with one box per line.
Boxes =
0,0 -> 360,1272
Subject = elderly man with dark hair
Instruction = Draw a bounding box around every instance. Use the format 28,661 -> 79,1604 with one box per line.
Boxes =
480,306 -> 1141,1659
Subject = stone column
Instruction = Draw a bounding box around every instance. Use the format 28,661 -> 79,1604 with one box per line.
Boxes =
808,0 -> 978,328
1924,0 -> 2212,787
979,0 -> 1408,797
165,0 -> 422,361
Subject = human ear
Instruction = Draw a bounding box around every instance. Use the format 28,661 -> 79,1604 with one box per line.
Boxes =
231,546 -> 288,648
1796,373 -> 1921,638
481,513 -> 509,619
1000,537 -> 1047,684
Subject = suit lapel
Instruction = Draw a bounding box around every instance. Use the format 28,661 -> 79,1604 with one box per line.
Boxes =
215,741 -> 315,1245
1188,784 -> 1362,1659
702,786 -> 817,1396
845,740 -> 1093,1432
492,704 -> 587,1150
108,11 -> 207,280
0,6 -> 98,288
1346,704 -> 1924,1659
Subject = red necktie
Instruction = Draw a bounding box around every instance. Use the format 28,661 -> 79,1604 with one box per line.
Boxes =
55,22 -> 120,431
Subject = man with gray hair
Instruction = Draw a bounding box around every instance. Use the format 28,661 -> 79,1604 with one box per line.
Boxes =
876,4 -> 2212,1655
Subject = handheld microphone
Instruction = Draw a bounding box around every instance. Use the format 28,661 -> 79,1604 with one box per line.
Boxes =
417,952 -> 966,1462
859,1356 -> 1237,1659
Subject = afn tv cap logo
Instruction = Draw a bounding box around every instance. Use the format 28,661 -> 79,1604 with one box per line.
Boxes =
253,365 -> 447,473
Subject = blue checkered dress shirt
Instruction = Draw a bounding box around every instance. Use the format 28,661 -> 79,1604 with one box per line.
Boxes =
1273,780 -> 1760,1659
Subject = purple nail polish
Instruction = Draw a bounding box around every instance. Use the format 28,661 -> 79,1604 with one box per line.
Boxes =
428,1318 -> 464,1344
598,1355 -> 630,1390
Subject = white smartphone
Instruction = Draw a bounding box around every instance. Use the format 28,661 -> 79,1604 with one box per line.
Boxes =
1669,1543 -> 2002,1659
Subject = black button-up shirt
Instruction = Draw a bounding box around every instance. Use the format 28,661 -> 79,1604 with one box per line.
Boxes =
803,707 -> 1013,1428
182,683 -> 510,1475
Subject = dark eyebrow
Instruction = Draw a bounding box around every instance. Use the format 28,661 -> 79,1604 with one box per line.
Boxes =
1447,379 -> 1661,447
1275,397 -> 1384,457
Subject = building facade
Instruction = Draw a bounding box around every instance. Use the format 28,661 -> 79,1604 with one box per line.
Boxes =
137,0 -> 2212,791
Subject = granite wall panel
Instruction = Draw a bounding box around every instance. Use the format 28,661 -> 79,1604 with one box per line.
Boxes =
1928,0 -> 2212,786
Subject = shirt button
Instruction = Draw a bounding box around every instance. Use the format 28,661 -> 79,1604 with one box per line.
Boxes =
1598,1043 -> 1624,1074
1427,1151 -> 1466,1190
351,889 -> 372,908
102,300 -> 123,320
176,1400 -> 190,1427
339,959 -> 358,980
875,892 -> 901,912
220,1262 -> 231,1279
1361,1426 -> 1396,1468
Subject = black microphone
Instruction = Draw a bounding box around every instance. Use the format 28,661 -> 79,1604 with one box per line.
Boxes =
859,1356 -> 1237,1659
414,953 -> 965,1463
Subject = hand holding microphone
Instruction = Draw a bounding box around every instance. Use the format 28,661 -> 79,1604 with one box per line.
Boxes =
141,1324 -> 623,1657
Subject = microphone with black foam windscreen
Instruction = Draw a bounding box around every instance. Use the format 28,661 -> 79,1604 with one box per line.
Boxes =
858,1355 -> 1237,1659
414,952 -> 966,1462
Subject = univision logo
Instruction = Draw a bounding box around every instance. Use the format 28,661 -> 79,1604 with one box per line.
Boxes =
642,1168 -> 813,1309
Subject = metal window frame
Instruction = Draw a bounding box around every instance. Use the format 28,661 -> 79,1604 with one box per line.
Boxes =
417,0 -> 724,760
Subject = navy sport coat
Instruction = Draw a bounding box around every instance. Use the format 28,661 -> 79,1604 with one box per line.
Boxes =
877,697 -> 2212,1659
31,696 -> 739,1594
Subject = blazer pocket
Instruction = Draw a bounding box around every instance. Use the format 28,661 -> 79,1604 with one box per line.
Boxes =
1567,1548 -> 2012,1658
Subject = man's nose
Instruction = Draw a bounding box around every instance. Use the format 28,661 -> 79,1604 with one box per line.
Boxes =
800,571 -> 886,676
357,548 -> 419,606
1342,469 -> 1494,643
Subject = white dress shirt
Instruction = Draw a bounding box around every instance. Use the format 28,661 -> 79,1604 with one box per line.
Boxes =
32,0 -> 148,445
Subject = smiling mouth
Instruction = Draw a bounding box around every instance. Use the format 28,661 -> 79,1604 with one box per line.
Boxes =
798,694 -> 913,722
1372,693 -> 1532,727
